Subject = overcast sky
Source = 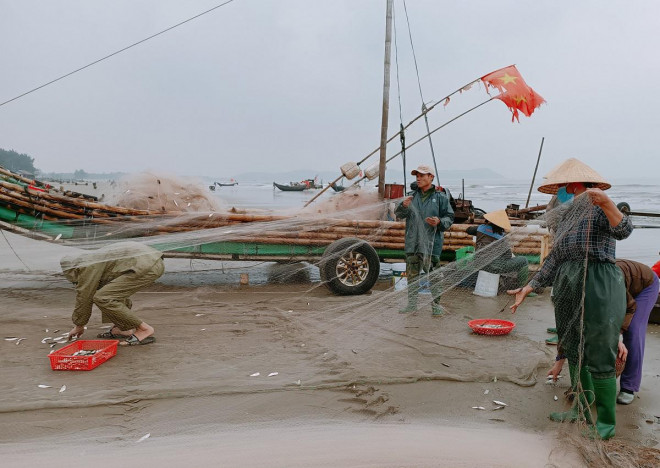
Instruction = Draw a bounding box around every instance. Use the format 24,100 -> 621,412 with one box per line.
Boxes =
1,0 -> 658,181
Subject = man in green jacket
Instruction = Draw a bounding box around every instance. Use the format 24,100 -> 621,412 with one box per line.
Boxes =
60,242 -> 164,346
395,165 -> 454,315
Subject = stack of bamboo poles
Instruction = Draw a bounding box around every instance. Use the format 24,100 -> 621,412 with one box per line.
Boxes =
0,166 -> 549,257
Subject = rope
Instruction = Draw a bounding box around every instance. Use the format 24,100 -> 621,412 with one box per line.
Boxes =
343,97 -> 494,191
304,79 -> 481,207
0,229 -> 31,271
392,3 -> 407,192
0,0 -> 238,108
304,74 -> 480,207
402,0 -> 439,179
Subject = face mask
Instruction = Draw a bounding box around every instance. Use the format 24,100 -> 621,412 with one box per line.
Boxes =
557,186 -> 574,204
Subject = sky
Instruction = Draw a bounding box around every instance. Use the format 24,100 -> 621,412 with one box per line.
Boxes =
1,0 -> 659,182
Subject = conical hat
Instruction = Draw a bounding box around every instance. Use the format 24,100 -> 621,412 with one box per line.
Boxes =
483,210 -> 511,232
537,158 -> 611,194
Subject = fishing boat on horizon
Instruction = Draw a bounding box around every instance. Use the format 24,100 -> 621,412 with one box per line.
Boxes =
209,179 -> 238,191
273,181 -> 306,192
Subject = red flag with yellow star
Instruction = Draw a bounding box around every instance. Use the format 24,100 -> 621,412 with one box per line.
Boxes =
481,65 -> 545,122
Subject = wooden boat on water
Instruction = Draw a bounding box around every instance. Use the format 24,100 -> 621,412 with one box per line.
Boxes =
273,181 -> 306,191
216,180 -> 238,187
209,180 -> 238,191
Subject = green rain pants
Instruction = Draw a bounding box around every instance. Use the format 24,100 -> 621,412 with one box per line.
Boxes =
95,259 -> 165,330
405,253 -> 442,304
552,261 -> 626,379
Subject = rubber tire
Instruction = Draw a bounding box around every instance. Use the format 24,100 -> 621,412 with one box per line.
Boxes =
319,237 -> 380,295
473,207 -> 486,219
616,202 -> 631,215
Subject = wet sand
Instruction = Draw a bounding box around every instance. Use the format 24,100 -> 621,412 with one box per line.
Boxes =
1,272 -> 659,466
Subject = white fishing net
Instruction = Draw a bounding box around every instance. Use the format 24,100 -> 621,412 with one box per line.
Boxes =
0,168 -> 657,466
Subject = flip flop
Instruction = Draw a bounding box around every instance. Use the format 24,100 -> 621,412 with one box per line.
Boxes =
119,334 -> 156,346
545,335 -> 558,345
546,327 -> 557,334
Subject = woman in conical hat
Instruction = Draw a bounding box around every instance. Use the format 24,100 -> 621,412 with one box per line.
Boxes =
507,157 -> 632,440
537,157 -> 611,194
465,210 -> 528,288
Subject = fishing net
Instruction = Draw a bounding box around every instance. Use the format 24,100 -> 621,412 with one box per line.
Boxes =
0,170 -> 658,466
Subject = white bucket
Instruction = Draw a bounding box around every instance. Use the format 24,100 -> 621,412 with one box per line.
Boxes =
473,270 -> 500,297
392,263 -> 407,291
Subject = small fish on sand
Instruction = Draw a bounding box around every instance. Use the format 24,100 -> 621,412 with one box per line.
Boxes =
250,372 -> 260,377
41,337 -> 52,343
136,433 -> 150,443
268,372 -> 278,377
553,395 -> 558,401
59,385 -> 66,393
38,385 -> 52,389
15,338 -> 25,345
472,406 -> 486,410
484,389 -> 489,395
4,337 -> 18,341
493,400 -> 507,407
492,406 -> 506,411
195,313 -> 205,317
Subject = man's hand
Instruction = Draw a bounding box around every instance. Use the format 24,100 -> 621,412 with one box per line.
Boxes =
506,285 -> 533,314
617,341 -> 628,361
425,216 -> 440,227
68,325 -> 84,341
402,196 -> 413,208
548,358 -> 565,382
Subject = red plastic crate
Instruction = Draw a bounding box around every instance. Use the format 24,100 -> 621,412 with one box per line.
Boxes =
49,339 -> 118,371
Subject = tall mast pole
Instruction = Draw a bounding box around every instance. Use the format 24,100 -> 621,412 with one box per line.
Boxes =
525,137 -> 545,208
378,0 -> 393,199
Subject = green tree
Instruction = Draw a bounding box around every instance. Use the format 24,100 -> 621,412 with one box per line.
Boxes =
0,148 -> 36,173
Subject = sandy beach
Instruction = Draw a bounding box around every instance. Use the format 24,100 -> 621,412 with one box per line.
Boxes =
1,267 -> 659,466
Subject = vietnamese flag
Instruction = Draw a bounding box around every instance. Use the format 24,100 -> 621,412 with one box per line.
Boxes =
481,65 -> 545,122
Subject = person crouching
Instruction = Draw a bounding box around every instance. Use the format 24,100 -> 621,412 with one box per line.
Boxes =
60,241 -> 164,346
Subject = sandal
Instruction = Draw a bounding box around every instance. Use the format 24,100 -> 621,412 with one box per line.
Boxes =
97,327 -> 122,339
119,334 -> 156,346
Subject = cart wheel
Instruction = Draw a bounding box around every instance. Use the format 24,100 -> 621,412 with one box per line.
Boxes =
616,202 -> 631,215
319,238 -> 380,295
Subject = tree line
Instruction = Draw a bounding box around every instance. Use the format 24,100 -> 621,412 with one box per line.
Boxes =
0,148 -> 37,174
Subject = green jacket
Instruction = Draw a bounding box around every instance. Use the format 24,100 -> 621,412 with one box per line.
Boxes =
60,242 -> 163,326
395,186 -> 454,257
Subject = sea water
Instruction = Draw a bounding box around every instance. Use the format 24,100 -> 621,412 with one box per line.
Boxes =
208,177 -> 659,264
